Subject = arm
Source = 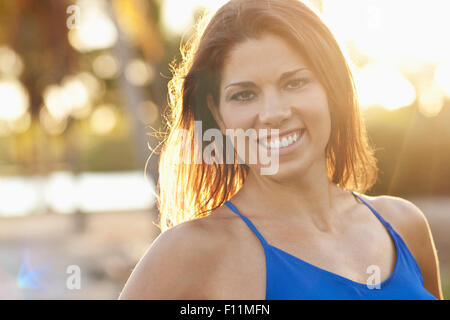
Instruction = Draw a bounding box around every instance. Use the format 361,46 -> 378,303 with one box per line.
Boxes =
382,196 -> 444,300
119,220 -> 219,299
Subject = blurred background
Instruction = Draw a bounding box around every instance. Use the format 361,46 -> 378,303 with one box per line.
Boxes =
0,0 -> 448,299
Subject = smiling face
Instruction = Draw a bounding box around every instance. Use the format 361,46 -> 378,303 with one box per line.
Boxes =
207,32 -> 331,179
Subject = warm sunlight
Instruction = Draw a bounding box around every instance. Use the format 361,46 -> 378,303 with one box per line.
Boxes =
68,0 -> 118,52
162,0 -> 450,113
1,0 -> 447,301
355,63 -> 416,110
161,0 -> 228,36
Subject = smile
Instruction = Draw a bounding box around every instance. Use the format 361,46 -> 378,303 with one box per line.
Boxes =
258,128 -> 305,151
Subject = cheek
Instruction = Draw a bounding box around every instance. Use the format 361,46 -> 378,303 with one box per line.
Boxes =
298,86 -> 331,137
220,105 -> 257,130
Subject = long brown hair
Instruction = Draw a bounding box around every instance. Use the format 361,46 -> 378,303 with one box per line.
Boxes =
157,0 -> 379,232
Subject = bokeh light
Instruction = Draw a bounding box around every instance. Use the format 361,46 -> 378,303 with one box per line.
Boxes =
39,107 -> 68,136
90,104 -> 117,135
92,53 -> 120,79
418,83 -> 445,118
0,79 -> 29,122
77,71 -> 105,101
43,84 -> 72,121
161,0 -> 228,36
124,59 -> 154,86
68,0 -> 118,52
0,46 -> 24,77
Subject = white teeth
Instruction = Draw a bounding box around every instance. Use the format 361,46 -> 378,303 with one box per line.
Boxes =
271,140 -> 280,149
261,130 -> 302,149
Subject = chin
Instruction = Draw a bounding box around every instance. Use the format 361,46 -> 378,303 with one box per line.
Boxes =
250,159 -> 306,181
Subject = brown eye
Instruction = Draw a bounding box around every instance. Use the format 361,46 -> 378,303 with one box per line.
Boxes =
231,90 -> 255,101
286,78 -> 309,90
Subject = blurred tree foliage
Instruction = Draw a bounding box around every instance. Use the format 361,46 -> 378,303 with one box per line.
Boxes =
0,0 -> 167,179
0,0 -> 77,118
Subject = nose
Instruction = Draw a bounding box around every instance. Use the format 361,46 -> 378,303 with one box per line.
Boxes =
258,90 -> 291,127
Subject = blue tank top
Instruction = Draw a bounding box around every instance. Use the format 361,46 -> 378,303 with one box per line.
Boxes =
224,191 -> 437,300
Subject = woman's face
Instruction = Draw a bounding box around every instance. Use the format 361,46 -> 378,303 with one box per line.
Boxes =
208,32 -> 331,178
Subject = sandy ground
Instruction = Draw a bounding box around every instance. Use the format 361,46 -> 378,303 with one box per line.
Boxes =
0,210 -> 160,299
0,196 -> 449,299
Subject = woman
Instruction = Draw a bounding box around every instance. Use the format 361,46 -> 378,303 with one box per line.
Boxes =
120,0 -> 442,299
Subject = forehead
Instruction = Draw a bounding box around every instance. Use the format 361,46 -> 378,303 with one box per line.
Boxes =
222,33 -> 308,85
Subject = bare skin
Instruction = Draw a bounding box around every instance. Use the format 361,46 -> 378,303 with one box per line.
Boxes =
119,192 -> 443,299
119,33 -> 443,300
199,191 -> 443,299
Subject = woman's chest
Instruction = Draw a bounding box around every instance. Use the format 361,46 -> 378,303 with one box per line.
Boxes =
210,217 -> 397,299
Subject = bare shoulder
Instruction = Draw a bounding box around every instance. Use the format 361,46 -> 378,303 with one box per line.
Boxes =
358,193 -> 443,299
119,210 -> 233,299
362,193 -> 430,237
355,193 -> 434,263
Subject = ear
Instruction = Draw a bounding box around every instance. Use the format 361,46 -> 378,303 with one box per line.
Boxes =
206,94 -> 226,134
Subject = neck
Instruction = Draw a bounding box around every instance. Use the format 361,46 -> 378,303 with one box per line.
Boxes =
233,158 -> 350,232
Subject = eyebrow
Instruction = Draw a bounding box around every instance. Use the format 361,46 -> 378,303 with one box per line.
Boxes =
224,67 -> 309,90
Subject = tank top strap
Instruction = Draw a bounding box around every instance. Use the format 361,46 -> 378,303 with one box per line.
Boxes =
226,193 -> 392,247
351,191 -> 392,229
224,201 -> 269,246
